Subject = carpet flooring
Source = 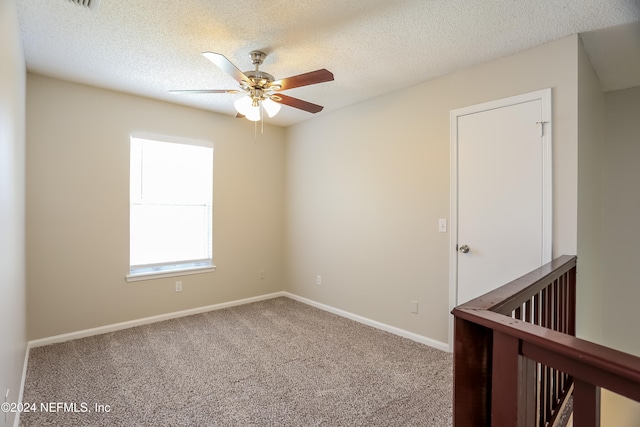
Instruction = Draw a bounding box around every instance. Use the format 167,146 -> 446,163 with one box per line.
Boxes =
20,297 -> 452,426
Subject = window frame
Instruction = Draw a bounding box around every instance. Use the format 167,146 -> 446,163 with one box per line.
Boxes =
126,132 -> 215,282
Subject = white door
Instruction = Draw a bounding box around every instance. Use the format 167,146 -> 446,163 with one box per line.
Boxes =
449,89 -> 552,327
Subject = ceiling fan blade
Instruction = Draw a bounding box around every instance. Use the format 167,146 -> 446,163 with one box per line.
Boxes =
271,94 -> 324,114
235,113 -> 245,119
202,52 -> 249,84
271,69 -> 334,91
169,89 -> 240,94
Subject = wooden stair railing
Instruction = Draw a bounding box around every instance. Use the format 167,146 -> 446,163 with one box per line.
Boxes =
452,255 -> 640,426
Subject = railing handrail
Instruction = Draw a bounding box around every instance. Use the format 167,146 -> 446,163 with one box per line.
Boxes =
452,306 -> 640,402
456,254 -> 576,314
452,254 -> 640,426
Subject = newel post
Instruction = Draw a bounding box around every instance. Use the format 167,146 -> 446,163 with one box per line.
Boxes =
453,314 -> 492,426
573,380 -> 601,427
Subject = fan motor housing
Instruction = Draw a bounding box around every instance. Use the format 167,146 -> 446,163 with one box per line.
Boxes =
242,50 -> 276,89
244,70 -> 275,87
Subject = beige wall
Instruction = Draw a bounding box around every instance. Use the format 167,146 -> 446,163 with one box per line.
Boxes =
576,38 -> 605,342
599,85 -> 640,427
26,74 -> 286,339
285,35 -> 580,344
602,85 -> 640,356
0,0 -> 27,423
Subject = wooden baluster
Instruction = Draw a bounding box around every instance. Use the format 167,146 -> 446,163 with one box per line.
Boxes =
568,267 -> 576,337
565,268 -> 577,413
546,285 -> 553,332
553,368 -> 560,415
545,286 -> 553,423
558,274 -> 566,394
539,288 -> 548,424
556,279 -> 563,409
559,274 -> 565,334
566,268 -> 577,398
519,356 -> 537,427
532,292 -> 541,426
553,279 -> 559,332
565,274 -> 569,331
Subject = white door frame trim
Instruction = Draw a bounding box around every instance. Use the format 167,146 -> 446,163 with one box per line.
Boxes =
447,88 -> 553,352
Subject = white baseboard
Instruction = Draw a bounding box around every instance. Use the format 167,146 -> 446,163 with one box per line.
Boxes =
14,343 -> 30,427
28,291 -> 287,348
27,290 -> 449,354
18,291 -> 449,423
17,292 -> 449,423
283,292 -> 450,353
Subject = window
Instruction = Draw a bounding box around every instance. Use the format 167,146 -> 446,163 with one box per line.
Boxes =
127,134 -> 214,281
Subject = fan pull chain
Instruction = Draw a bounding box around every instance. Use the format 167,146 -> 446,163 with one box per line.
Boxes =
252,104 -> 266,143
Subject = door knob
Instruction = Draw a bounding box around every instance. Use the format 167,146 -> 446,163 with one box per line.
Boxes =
459,244 -> 470,254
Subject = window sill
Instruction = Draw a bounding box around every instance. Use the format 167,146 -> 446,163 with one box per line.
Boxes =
126,265 -> 216,282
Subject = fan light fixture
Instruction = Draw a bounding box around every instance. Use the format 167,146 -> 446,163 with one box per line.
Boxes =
262,98 -> 281,117
233,92 -> 281,122
233,96 -> 260,121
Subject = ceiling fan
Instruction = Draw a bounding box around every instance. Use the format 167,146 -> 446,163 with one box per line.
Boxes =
170,50 -> 334,122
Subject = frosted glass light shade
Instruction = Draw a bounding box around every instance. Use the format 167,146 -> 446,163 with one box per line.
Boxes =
262,98 -> 281,118
234,96 -> 260,121
233,96 -> 252,114
244,107 -> 261,121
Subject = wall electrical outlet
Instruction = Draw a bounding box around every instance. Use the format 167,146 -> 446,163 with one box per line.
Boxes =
410,300 -> 419,314
316,275 -> 322,286
175,281 -> 182,292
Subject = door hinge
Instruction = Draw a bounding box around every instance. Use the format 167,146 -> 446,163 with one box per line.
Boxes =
536,121 -> 549,137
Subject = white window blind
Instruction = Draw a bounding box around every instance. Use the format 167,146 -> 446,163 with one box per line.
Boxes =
129,135 -> 213,278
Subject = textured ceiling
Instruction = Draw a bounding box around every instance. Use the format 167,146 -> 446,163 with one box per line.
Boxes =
16,0 -> 640,127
